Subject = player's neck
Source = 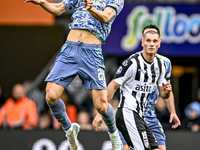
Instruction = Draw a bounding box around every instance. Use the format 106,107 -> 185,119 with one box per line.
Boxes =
141,51 -> 155,63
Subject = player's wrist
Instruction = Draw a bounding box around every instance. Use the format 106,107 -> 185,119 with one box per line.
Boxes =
87,6 -> 94,11
170,111 -> 176,115
97,113 -> 102,117
40,0 -> 47,5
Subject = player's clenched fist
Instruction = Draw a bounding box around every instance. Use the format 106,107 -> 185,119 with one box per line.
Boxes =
162,82 -> 172,92
84,0 -> 93,10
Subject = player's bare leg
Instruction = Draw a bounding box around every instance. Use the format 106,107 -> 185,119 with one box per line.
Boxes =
158,145 -> 166,150
46,82 -> 80,150
123,144 -> 130,150
92,89 -> 122,150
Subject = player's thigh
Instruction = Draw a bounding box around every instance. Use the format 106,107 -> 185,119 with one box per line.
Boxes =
146,118 -> 166,146
146,125 -> 159,150
46,82 -> 65,103
116,108 -> 146,150
158,145 -> 166,150
91,89 -> 107,112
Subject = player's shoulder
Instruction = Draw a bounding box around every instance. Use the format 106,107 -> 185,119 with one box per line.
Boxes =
119,51 -> 141,69
121,56 -> 134,68
127,51 -> 141,64
115,53 -> 137,76
156,53 -> 171,64
129,51 -> 140,59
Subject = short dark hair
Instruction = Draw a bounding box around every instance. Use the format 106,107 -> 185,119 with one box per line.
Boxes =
143,30 -> 160,38
142,24 -> 160,37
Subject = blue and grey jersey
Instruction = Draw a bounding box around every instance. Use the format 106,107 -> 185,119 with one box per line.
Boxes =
145,54 -> 172,118
62,0 -> 124,44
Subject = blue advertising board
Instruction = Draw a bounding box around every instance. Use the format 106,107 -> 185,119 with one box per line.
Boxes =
103,3 -> 200,57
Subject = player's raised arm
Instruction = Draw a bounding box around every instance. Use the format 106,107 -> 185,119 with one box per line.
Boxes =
25,0 -> 67,16
83,0 -> 115,23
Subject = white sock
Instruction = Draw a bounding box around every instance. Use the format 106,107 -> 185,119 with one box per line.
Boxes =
108,129 -> 118,135
65,125 -> 73,135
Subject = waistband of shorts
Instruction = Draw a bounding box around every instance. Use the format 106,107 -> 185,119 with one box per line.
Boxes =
65,40 -> 102,48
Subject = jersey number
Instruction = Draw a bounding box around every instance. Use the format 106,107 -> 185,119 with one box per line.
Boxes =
98,69 -> 105,81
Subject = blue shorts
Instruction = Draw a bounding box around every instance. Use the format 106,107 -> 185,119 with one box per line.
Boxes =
45,40 -> 107,90
119,116 -> 166,146
145,116 -> 166,146
118,130 -> 127,145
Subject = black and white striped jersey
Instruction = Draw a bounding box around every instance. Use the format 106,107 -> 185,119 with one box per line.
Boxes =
113,51 -> 167,118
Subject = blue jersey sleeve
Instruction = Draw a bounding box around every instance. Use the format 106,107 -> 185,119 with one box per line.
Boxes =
163,59 -> 171,82
107,0 -> 124,16
62,0 -> 78,11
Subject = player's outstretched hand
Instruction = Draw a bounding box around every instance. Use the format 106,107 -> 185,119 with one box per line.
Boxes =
24,0 -> 43,5
169,113 -> 181,129
92,113 -> 103,131
83,0 -> 93,10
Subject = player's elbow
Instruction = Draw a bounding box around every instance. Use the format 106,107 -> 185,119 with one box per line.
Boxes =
102,7 -> 115,23
52,3 -> 67,16
53,10 -> 63,16
53,13 -> 60,16
101,15 -> 113,23
101,13 -> 114,23
101,18 -> 109,23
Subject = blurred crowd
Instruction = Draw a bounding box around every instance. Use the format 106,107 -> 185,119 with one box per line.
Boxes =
0,57 -> 120,131
0,77 -> 119,131
0,57 -> 200,132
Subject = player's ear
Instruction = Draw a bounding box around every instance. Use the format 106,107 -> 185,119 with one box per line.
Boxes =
141,38 -> 144,47
158,38 -> 161,48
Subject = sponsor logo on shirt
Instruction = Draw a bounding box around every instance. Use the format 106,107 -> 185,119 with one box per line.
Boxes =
135,84 -> 152,93
116,66 -> 123,74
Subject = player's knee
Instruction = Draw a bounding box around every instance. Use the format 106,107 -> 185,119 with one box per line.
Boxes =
45,90 -> 59,104
95,103 -> 108,114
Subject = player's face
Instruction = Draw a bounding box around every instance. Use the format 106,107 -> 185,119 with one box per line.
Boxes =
142,32 -> 161,56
